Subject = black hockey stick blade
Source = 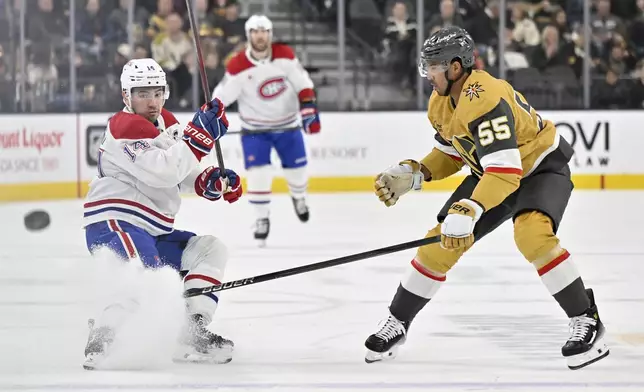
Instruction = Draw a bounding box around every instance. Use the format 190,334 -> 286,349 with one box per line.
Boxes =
184,235 -> 441,298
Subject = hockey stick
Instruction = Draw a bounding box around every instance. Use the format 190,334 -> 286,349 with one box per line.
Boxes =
185,0 -> 226,172
184,235 -> 441,297
226,126 -> 302,135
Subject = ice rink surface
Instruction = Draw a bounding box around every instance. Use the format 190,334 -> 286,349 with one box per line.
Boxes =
1,191 -> 643,392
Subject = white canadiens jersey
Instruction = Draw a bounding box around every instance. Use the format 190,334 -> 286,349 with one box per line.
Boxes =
83,108 -> 202,236
212,43 -> 314,131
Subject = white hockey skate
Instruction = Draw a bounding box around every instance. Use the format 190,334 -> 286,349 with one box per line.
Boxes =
364,313 -> 409,363
292,197 -> 309,222
82,319 -> 115,370
562,289 -> 610,370
173,315 -> 234,364
253,218 -> 270,247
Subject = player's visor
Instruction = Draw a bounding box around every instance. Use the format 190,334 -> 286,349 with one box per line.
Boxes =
132,86 -> 168,100
417,58 -> 449,77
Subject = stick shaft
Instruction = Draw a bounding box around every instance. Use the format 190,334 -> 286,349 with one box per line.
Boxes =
184,235 -> 441,297
185,0 -> 226,171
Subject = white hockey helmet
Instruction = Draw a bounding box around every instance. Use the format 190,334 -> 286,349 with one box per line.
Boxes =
120,58 -> 170,107
245,14 -> 273,40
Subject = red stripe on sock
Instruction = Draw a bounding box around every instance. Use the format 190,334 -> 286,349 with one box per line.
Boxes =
411,258 -> 446,282
185,274 -> 221,285
538,250 -> 571,276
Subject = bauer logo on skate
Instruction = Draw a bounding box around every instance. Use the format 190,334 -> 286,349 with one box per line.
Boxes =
258,77 -> 288,98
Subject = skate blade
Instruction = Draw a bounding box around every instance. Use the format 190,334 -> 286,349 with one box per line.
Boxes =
365,347 -> 398,363
173,346 -> 233,365
566,338 -> 610,370
82,354 -> 104,371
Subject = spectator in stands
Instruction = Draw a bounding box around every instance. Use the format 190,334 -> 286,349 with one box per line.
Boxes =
0,57 -> 12,112
220,1 -> 247,56
109,0 -> 150,45
185,0 -> 223,40
133,44 -> 150,59
530,0 -> 562,31
554,8 -> 573,42
600,36 -> 636,75
212,0 -> 229,19
427,0 -> 464,32
511,5 -> 540,49
28,0 -> 68,44
630,60 -> 644,108
26,45 -> 57,112
530,25 -> 579,73
382,1 -> 416,91
151,12 -> 192,72
628,0 -> 644,58
147,0 -> 175,41
76,0 -> 112,61
591,0 -> 626,59
205,49 -> 225,88
592,66 -> 631,109
465,0 -> 500,49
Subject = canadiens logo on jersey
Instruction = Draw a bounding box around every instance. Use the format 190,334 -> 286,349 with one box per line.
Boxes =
259,77 -> 288,98
463,82 -> 484,101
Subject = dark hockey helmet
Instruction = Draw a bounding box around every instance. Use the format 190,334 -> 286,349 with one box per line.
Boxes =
418,26 -> 475,77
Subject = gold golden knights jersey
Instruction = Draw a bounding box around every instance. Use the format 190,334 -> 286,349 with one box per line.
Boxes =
419,70 -> 573,211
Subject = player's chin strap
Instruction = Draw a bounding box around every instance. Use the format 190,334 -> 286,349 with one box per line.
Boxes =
444,68 -> 468,97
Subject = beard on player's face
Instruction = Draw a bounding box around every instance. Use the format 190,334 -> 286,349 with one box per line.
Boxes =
250,30 -> 270,52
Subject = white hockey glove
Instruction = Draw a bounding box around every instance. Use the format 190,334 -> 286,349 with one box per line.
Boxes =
440,198 -> 484,250
374,160 -> 423,207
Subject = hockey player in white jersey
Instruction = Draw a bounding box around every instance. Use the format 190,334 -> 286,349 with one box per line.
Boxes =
82,58 -> 243,369
212,14 -> 321,246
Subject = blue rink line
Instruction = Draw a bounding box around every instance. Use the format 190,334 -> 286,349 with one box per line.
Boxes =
4,382 -> 644,390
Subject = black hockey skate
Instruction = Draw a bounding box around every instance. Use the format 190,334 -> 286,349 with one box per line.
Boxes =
364,313 -> 410,363
82,319 -> 115,370
562,288 -> 609,370
173,314 -> 234,364
254,218 -> 270,247
292,197 -> 309,222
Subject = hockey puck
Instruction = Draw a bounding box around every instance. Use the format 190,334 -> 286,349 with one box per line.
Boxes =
24,210 -> 51,231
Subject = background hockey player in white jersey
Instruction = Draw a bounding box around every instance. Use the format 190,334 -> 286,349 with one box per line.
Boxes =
82,58 -> 242,369
212,14 -> 321,246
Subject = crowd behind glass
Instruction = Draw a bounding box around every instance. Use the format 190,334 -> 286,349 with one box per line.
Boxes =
1,0 -> 643,112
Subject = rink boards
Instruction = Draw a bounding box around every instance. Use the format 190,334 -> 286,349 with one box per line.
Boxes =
0,110 -> 642,201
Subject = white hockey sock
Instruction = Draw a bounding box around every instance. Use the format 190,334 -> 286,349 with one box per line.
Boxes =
181,236 -> 228,325
283,166 -> 308,200
401,258 -> 445,300
246,165 -> 273,219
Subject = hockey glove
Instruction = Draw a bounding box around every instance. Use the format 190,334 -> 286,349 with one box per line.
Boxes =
440,198 -> 484,250
195,166 -> 243,203
374,160 -> 423,207
183,98 -> 229,159
299,89 -> 320,134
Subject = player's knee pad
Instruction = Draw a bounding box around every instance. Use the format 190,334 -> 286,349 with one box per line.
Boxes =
414,224 -> 465,275
283,166 -> 307,197
513,211 -> 561,266
181,235 -> 228,322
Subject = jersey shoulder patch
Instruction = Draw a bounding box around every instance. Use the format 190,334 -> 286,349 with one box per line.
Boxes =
159,108 -> 179,128
271,43 -> 296,60
456,71 -> 506,124
226,51 -> 255,75
109,112 -> 160,140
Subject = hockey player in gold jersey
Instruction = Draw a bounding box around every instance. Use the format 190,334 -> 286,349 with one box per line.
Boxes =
364,26 -> 609,370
